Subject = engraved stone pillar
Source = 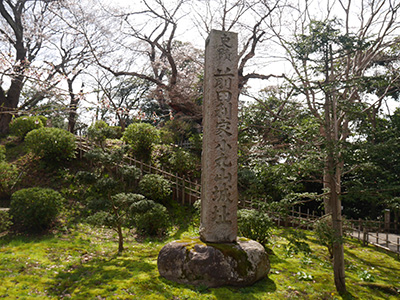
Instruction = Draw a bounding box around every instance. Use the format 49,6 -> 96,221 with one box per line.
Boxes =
200,30 -> 238,243
158,30 -> 269,286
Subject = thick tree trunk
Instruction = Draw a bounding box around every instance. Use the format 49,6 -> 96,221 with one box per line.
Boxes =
0,76 -> 24,135
0,112 -> 13,135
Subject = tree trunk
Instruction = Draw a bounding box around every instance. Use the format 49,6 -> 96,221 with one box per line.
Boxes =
326,153 -> 346,294
67,80 -> 80,134
117,223 -> 124,253
0,112 -> 13,135
0,75 -> 24,134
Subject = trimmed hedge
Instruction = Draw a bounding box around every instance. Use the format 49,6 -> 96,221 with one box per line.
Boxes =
25,127 -> 76,162
138,174 -> 172,204
9,116 -> 46,138
123,123 -> 159,162
10,187 -> 64,231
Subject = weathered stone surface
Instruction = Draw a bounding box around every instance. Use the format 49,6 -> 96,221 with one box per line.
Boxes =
157,237 -> 270,287
200,29 -> 239,243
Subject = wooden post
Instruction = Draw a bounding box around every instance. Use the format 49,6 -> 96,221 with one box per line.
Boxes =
384,209 -> 390,232
363,228 -> 368,246
298,206 -> 301,227
397,237 -> 400,259
386,232 -> 389,248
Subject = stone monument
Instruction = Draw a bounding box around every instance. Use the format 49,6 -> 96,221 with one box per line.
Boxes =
200,29 -> 239,243
157,30 -> 269,287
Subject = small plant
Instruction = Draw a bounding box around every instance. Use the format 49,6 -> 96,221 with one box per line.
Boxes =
123,122 -> 159,162
296,271 -> 313,281
0,162 -> 20,197
0,209 -> 12,232
283,229 -> 311,257
10,187 -> 64,232
139,174 -> 172,204
25,127 -> 76,162
300,255 -> 313,266
358,268 -> 375,282
313,215 -> 348,258
237,208 -> 274,245
0,145 -> 6,161
9,115 -> 46,138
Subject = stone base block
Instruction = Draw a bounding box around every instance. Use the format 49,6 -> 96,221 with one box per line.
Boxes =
157,237 -> 270,287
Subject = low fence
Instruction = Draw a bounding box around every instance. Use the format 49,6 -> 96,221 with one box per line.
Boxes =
122,155 -> 201,205
270,205 -> 400,257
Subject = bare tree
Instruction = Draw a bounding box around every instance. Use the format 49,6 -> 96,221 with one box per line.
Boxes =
0,0 -> 58,134
84,0 -> 204,122
89,69 -> 152,130
192,0 -> 285,92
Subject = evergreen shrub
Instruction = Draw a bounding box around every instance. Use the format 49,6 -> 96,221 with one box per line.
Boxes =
0,162 -> 20,196
10,187 -> 63,231
237,208 -> 274,245
25,127 -> 76,162
0,209 -> 12,232
9,116 -> 46,138
0,145 -> 5,161
130,199 -> 170,236
87,120 -> 115,145
313,215 -> 350,258
123,122 -> 159,162
138,174 -> 172,204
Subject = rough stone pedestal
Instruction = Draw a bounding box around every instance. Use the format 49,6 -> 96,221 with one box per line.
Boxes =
157,237 -> 269,287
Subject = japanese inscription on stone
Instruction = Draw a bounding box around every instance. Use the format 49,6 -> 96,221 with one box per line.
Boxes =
200,30 -> 238,243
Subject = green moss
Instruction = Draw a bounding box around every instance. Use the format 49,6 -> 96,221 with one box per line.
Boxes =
238,237 -> 251,242
208,242 -> 252,277
1,225 -> 400,299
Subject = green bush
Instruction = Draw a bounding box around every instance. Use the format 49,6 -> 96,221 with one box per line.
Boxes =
9,115 -> 46,138
10,187 -> 63,231
237,208 -> 274,245
0,145 -> 6,161
0,209 -> 12,232
123,122 -> 159,162
168,148 -> 200,177
139,174 -> 172,204
152,145 -> 200,178
130,199 -> 170,236
25,127 -> 76,162
87,120 -> 115,145
0,162 -> 20,197
110,126 -> 123,139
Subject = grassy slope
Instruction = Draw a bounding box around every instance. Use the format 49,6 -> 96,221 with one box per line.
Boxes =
1,224 -> 399,300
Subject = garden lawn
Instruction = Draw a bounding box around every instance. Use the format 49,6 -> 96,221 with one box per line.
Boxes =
1,225 -> 399,299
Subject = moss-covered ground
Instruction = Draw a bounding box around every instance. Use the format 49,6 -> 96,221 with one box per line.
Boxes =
1,222 -> 399,299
